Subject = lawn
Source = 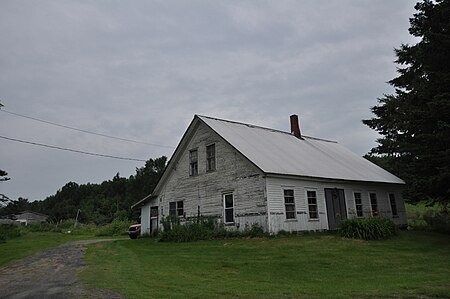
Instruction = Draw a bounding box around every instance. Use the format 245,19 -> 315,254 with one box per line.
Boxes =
81,231 -> 450,298
0,231 -> 104,267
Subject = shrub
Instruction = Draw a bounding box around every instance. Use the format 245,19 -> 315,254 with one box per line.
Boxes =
406,203 -> 450,234
0,224 -> 22,243
95,219 -> 133,237
159,217 -> 268,242
339,218 -> 397,240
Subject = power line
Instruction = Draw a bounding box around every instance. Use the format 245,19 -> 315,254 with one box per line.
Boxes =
0,135 -> 147,162
0,109 -> 174,148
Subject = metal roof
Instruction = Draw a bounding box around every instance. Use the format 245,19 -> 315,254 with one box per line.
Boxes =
198,115 -> 404,184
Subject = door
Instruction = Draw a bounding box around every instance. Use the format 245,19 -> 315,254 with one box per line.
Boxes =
150,206 -> 159,235
324,188 -> 347,230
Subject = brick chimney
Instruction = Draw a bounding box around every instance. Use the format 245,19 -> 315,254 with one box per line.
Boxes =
290,114 -> 302,138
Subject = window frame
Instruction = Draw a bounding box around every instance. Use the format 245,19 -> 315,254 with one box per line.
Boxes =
223,193 -> 234,224
353,192 -> 363,217
283,189 -> 296,220
189,149 -> 198,176
169,200 -> 184,217
306,189 -> 319,220
206,144 -> 216,172
389,193 -> 398,217
369,192 -> 378,217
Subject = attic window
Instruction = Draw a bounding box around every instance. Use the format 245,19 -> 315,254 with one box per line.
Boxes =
206,144 -> 216,171
189,149 -> 198,176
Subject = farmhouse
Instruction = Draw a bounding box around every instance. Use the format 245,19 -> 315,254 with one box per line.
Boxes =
133,115 -> 406,235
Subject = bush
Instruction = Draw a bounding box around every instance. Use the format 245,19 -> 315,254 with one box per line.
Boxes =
339,218 -> 397,240
159,217 -> 267,242
95,219 -> 133,237
0,224 -> 22,243
406,203 -> 450,234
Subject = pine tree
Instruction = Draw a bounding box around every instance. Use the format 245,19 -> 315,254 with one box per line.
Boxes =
363,0 -> 450,206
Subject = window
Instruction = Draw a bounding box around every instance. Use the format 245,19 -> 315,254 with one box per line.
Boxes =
223,193 -> 234,223
284,189 -> 296,219
189,149 -> 198,176
206,144 -> 216,171
389,193 -> 398,217
369,193 -> 378,216
354,192 -> 363,217
169,201 -> 184,217
307,190 -> 318,219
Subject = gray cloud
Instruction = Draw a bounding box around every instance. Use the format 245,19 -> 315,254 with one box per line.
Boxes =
0,0 -> 417,200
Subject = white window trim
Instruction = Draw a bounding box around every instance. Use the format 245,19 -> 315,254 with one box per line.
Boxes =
206,143 -> 216,172
223,192 -> 234,224
305,188 -> 319,221
283,188 -> 297,220
368,192 -> 378,217
353,191 -> 363,218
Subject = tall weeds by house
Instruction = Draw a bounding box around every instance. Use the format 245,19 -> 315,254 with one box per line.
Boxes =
159,216 -> 266,242
339,218 -> 397,240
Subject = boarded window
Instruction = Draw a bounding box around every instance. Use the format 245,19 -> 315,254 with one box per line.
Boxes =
169,201 -> 184,217
389,193 -> 398,217
354,192 -> 363,217
206,144 -> 216,171
189,149 -> 198,176
369,193 -> 378,216
307,190 -> 318,219
223,193 -> 234,223
284,189 -> 296,219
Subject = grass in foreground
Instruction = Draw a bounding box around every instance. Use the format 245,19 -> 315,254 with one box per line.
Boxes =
0,231 -> 106,267
81,231 -> 450,298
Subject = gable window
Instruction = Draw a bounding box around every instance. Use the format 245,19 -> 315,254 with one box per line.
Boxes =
369,193 -> 378,217
354,192 -> 363,217
307,190 -> 318,219
284,189 -> 296,219
189,149 -> 198,176
389,193 -> 398,217
169,201 -> 184,217
223,193 -> 234,223
206,144 -> 216,171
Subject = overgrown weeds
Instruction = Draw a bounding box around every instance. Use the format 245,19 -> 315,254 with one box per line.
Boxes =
339,217 -> 397,240
406,203 -> 450,234
159,216 -> 266,242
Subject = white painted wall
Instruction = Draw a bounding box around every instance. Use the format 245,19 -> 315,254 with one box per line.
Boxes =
266,175 -> 407,234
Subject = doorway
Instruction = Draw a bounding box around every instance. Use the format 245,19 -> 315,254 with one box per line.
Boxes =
324,188 -> 347,230
150,206 -> 159,235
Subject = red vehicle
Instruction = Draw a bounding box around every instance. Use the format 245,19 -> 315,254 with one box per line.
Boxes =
128,224 -> 141,239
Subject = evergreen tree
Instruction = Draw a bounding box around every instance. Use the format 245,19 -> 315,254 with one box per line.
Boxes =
363,0 -> 450,206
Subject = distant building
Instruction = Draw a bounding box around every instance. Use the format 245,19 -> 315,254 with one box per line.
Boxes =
133,114 -> 406,235
15,211 -> 48,225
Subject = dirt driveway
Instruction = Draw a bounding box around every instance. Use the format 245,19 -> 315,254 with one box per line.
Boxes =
0,239 -> 126,299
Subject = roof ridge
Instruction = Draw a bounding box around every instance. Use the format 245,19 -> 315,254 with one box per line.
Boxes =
196,114 -> 337,143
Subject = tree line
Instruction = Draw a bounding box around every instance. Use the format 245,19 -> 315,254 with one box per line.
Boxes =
0,157 -> 166,224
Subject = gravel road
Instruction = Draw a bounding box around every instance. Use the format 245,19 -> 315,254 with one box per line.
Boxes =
0,239 -> 126,299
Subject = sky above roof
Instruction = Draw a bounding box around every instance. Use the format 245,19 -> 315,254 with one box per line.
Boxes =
0,0 -> 417,201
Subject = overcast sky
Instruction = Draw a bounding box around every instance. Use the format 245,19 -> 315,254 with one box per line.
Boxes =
1,1 -> 418,201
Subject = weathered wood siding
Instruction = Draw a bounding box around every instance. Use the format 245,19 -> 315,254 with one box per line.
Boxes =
266,176 -> 406,234
153,122 -> 267,231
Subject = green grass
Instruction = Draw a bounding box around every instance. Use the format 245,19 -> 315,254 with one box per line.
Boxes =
0,231 -> 100,267
81,231 -> 450,298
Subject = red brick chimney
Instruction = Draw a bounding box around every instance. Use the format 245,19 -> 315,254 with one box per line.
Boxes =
290,114 -> 302,138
